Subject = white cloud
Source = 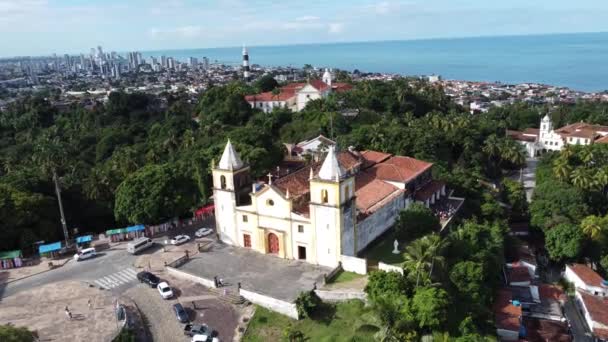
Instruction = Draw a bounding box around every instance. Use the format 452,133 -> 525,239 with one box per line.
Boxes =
375,1 -> 391,14
149,26 -> 205,40
295,15 -> 320,22
328,22 -> 345,34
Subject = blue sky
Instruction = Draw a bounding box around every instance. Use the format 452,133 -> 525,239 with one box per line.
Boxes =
1,0 -> 608,57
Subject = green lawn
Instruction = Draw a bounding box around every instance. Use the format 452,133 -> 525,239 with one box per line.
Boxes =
362,231 -> 405,266
243,300 -> 379,342
330,271 -> 365,284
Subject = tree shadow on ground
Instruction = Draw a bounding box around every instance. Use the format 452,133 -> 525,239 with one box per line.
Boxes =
309,302 -> 336,326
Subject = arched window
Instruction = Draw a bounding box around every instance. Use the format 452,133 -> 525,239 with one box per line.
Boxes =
220,175 -> 226,189
321,189 -> 328,204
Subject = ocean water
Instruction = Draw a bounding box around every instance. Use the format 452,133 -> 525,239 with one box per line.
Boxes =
143,32 -> 608,92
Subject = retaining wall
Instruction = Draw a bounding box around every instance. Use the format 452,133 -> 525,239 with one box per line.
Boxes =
340,255 -> 367,275
166,266 -> 216,288
315,289 -> 367,303
378,262 -> 404,275
239,289 -> 299,320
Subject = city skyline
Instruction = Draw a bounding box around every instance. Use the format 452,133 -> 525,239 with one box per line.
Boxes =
1,0 -> 608,57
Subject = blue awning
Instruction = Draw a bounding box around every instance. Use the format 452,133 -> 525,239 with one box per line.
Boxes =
126,224 -> 145,233
75,235 -> 92,244
39,242 -> 62,254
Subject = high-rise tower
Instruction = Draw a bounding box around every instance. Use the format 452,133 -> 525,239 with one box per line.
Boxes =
242,45 -> 250,81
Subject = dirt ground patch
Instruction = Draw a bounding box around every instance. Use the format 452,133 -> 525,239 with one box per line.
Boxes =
0,280 -> 118,341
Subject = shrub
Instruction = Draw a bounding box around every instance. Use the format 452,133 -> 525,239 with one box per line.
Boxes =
283,324 -> 305,342
294,291 -> 320,319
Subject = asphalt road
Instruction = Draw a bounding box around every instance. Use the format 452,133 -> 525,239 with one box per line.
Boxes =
1,247 -> 140,299
563,299 -> 593,342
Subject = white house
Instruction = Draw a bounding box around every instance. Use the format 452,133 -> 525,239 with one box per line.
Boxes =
575,291 -> 608,341
564,264 -> 608,297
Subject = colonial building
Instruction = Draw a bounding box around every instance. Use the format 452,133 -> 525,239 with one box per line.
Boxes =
212,140 -> 451,268
244,69 -> 352,113
508,114 -> 608,157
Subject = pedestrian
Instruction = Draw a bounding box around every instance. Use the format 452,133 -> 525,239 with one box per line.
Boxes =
213,276 -> 218,288
65,308 -> 71,320
87,299 -> 92,310
219,278 -> 224,287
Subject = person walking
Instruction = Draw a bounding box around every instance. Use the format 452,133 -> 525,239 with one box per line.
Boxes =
87,299 -> 92,310
65,308 -> 71,320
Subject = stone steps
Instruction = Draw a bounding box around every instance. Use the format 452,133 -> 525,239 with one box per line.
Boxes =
207,287 -> 247,305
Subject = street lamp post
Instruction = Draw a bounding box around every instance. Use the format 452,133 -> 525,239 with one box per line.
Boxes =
53,169 -> 70,247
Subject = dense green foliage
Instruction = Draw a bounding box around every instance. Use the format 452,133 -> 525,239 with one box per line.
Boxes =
0,325 -> 37,342
294,291 -> 321,319
394,203 -> 440,241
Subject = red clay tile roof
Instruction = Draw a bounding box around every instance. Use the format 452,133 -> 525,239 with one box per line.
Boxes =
568,264 -> 605,287
245,89 -> 296,102
595,135 -> 608,144
415,180 -> 445,201
360,150 -> 391,169
337,150 -> 362,173
507,130 -> 537,142
579,291 -> 608,326
523,318 -> 572,342
508,263 -> 532,283
355,171 -> 403,213
523,128 -> 540,136
594,328 -> 608,340
539,284 -> 566,302
562,129 -> 597,139
274,163 -> 321,199
366,156 -> 432,183
246,81 -> 351,102
494,288 -> 522,332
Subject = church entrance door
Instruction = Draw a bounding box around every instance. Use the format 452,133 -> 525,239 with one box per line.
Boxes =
243,234 -> 251,248
268,233 -> 279,254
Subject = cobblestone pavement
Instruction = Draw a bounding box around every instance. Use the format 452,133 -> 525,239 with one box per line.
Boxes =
0,280 -> 118,341
124,283 -> 187,342
125,273 -> 243,342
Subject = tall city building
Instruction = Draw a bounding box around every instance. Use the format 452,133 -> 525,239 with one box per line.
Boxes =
189,57 -> 198,67
242,46 -> 250,81
167,57 -> 175,69
161,55 -> 167,69
203,57 -> 209,70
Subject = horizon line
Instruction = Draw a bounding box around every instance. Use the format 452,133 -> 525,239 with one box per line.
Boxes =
1,30 -> 607,59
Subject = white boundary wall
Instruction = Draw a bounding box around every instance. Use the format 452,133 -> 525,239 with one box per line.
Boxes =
315,289 -> 367,303
240,289 -> 299,319
166,266 -> 216,288
378,262 -> 404,275
341,255 -> 367,275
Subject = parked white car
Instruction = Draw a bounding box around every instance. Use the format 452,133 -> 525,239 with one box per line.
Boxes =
74,247 -> 96,261
170,235 -> 191,245
191,335 -> 219,342
157,282 -> 174,299
195,228 -> 214,238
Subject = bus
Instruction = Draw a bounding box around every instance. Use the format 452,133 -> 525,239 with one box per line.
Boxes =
127,237 -> 154,254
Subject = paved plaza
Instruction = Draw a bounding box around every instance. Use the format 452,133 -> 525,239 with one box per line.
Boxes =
179,241 -> 331,302
0,280 -> 118,341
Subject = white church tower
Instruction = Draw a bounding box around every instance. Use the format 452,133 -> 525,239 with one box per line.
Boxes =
540,113 -> 553,136
322,68 -> 332,86
309,145 -> 355,267
213,140 -> 251,245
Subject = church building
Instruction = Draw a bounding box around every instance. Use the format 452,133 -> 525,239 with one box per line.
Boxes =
508,114 -> 608,157
212,140 -> 450,268
244,69 -> 352,113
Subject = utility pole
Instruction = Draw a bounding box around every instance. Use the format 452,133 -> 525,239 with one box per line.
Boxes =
53,169 -> 70,247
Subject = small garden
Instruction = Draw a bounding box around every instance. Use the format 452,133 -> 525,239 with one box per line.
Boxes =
243,299 -> 378,342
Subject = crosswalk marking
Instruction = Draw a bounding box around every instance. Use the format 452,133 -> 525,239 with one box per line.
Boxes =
92,268 -> 139,289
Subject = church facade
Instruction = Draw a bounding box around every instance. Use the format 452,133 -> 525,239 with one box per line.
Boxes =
212,140 -> 448,268
508,114 -> 608,157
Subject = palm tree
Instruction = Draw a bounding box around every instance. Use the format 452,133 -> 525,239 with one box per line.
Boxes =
553,157 -> 572,182
482,135 -> 501,159
580,148 -> 595,167
570,167 -> 594,190
595,167 -> 608,193
402,234 -> 447,287
581,215 -> 606,240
